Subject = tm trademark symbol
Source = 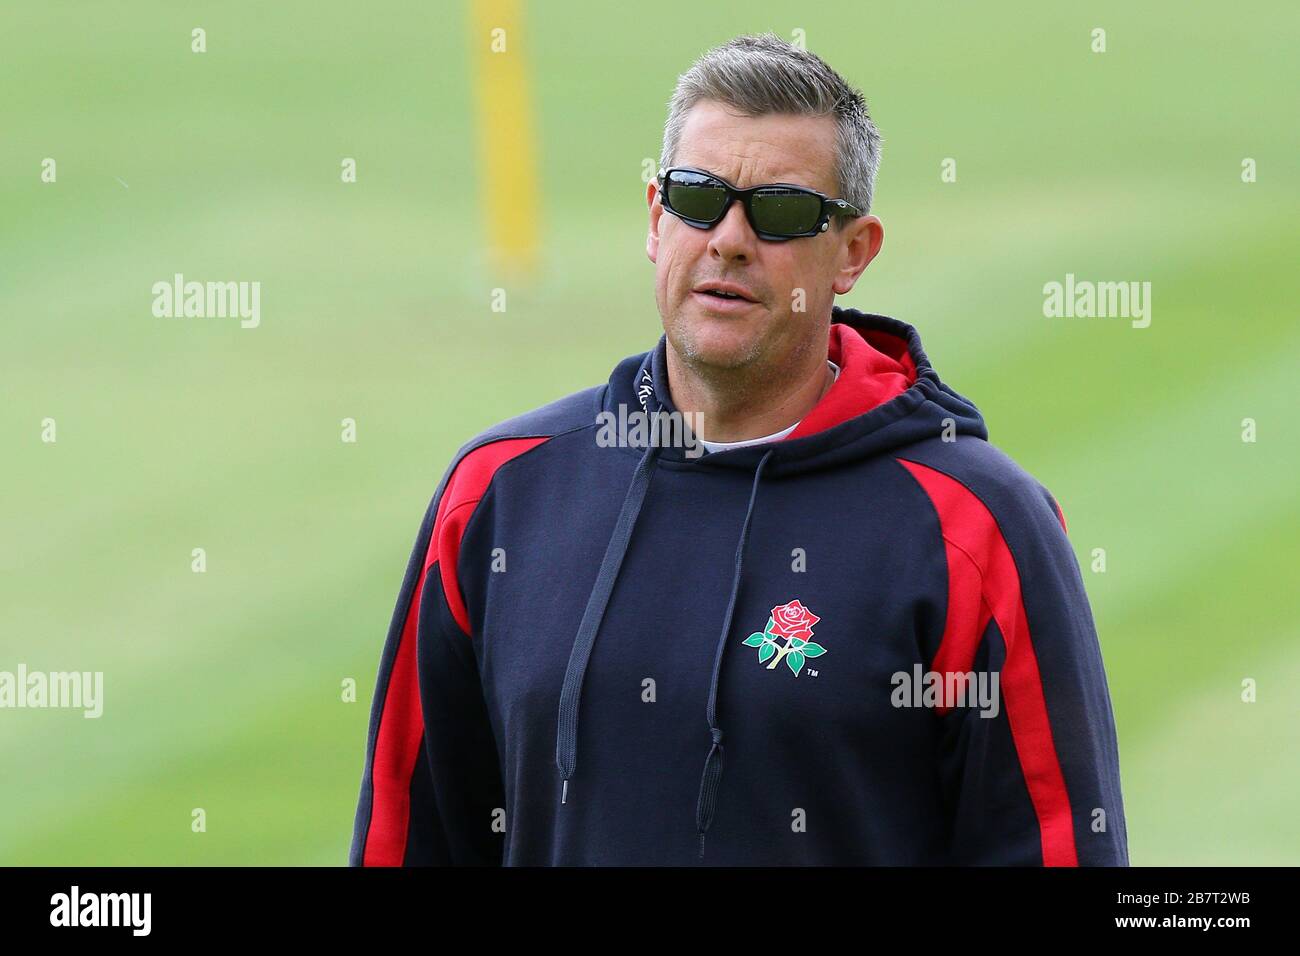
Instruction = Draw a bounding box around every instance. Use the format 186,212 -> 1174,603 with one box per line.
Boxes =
807,669 -> 818,677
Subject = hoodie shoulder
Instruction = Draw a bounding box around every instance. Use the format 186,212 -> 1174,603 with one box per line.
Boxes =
894,434 -> 1067,537
453,383 -> 605,461
423,383 -> 605,520
414,383 -> 607,628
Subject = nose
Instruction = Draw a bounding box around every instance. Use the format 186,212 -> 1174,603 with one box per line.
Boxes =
706,196 -> 758,263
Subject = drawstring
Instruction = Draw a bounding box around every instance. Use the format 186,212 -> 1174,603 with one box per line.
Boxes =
696,448 -> 774,861
555,404 -> 664,804
554,396 -> 775,864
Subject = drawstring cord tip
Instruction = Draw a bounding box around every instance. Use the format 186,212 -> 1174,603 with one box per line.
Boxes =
561,778 -> 569,804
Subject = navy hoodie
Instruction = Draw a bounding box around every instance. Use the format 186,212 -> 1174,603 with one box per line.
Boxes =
349,307 -> 1129,866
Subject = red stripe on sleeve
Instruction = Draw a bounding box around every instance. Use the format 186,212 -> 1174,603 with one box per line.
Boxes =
930,537 -> 992,706
897,458 -> 1079,866
428,437 -> 550,634
362,564 -> 425,866
362,436 -> 548,865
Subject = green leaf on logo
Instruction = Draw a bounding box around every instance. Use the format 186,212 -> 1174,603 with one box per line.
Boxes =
789,637 -> 806,649
801,642 -> 827,658
763,617 -> 777,636
786,650 -> 806,676
743,633 -> 766,647
758,642 -> 776,663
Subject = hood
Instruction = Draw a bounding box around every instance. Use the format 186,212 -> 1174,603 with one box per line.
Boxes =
555,306 -> 988,859
603,306 -> 986,475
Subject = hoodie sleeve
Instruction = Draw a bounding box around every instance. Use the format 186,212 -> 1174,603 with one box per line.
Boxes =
348,462 -> 507,866
898,458 -> 1129,866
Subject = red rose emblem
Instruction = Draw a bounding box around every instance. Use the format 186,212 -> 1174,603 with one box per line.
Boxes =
769,599 -> 820,641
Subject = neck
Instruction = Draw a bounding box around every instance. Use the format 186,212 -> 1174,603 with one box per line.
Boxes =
666,334 -> 833,443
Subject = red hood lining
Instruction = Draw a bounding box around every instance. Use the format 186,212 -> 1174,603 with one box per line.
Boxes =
785,323 -> 918,441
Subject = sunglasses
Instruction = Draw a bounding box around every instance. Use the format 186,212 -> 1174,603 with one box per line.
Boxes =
656,165 -> 863,241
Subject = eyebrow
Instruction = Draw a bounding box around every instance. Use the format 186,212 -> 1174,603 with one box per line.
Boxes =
681,165 -> 822,190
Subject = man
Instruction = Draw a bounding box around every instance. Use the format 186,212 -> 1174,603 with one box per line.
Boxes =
349,33 -> 1128,866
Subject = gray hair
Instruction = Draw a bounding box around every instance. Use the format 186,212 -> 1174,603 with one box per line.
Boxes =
659,33 -> 882,226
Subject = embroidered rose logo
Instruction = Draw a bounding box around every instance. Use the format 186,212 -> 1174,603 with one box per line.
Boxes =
742,599 -> 827,676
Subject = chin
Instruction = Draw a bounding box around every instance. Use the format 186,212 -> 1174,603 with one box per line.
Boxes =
669,309 -> 767,370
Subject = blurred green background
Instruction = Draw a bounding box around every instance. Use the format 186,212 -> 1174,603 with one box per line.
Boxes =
2,1 -> 1297,865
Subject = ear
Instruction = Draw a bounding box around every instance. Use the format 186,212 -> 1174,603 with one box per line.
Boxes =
831,214 -> 884,296
646,180 -> 664,263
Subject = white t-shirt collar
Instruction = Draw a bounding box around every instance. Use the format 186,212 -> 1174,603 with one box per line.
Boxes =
696,360 -> 840,454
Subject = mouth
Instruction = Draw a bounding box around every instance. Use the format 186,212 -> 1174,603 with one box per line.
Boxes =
692,290 -> 760,312
692,283 -> 760,312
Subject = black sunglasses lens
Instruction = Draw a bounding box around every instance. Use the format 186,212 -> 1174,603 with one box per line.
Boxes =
751,188 -> 822,235
665,171 -> 728,223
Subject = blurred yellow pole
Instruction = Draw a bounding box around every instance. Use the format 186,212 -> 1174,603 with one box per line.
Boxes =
470,0 -> 540,280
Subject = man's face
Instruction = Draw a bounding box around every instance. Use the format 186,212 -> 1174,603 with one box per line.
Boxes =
646,100 -> 881,374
